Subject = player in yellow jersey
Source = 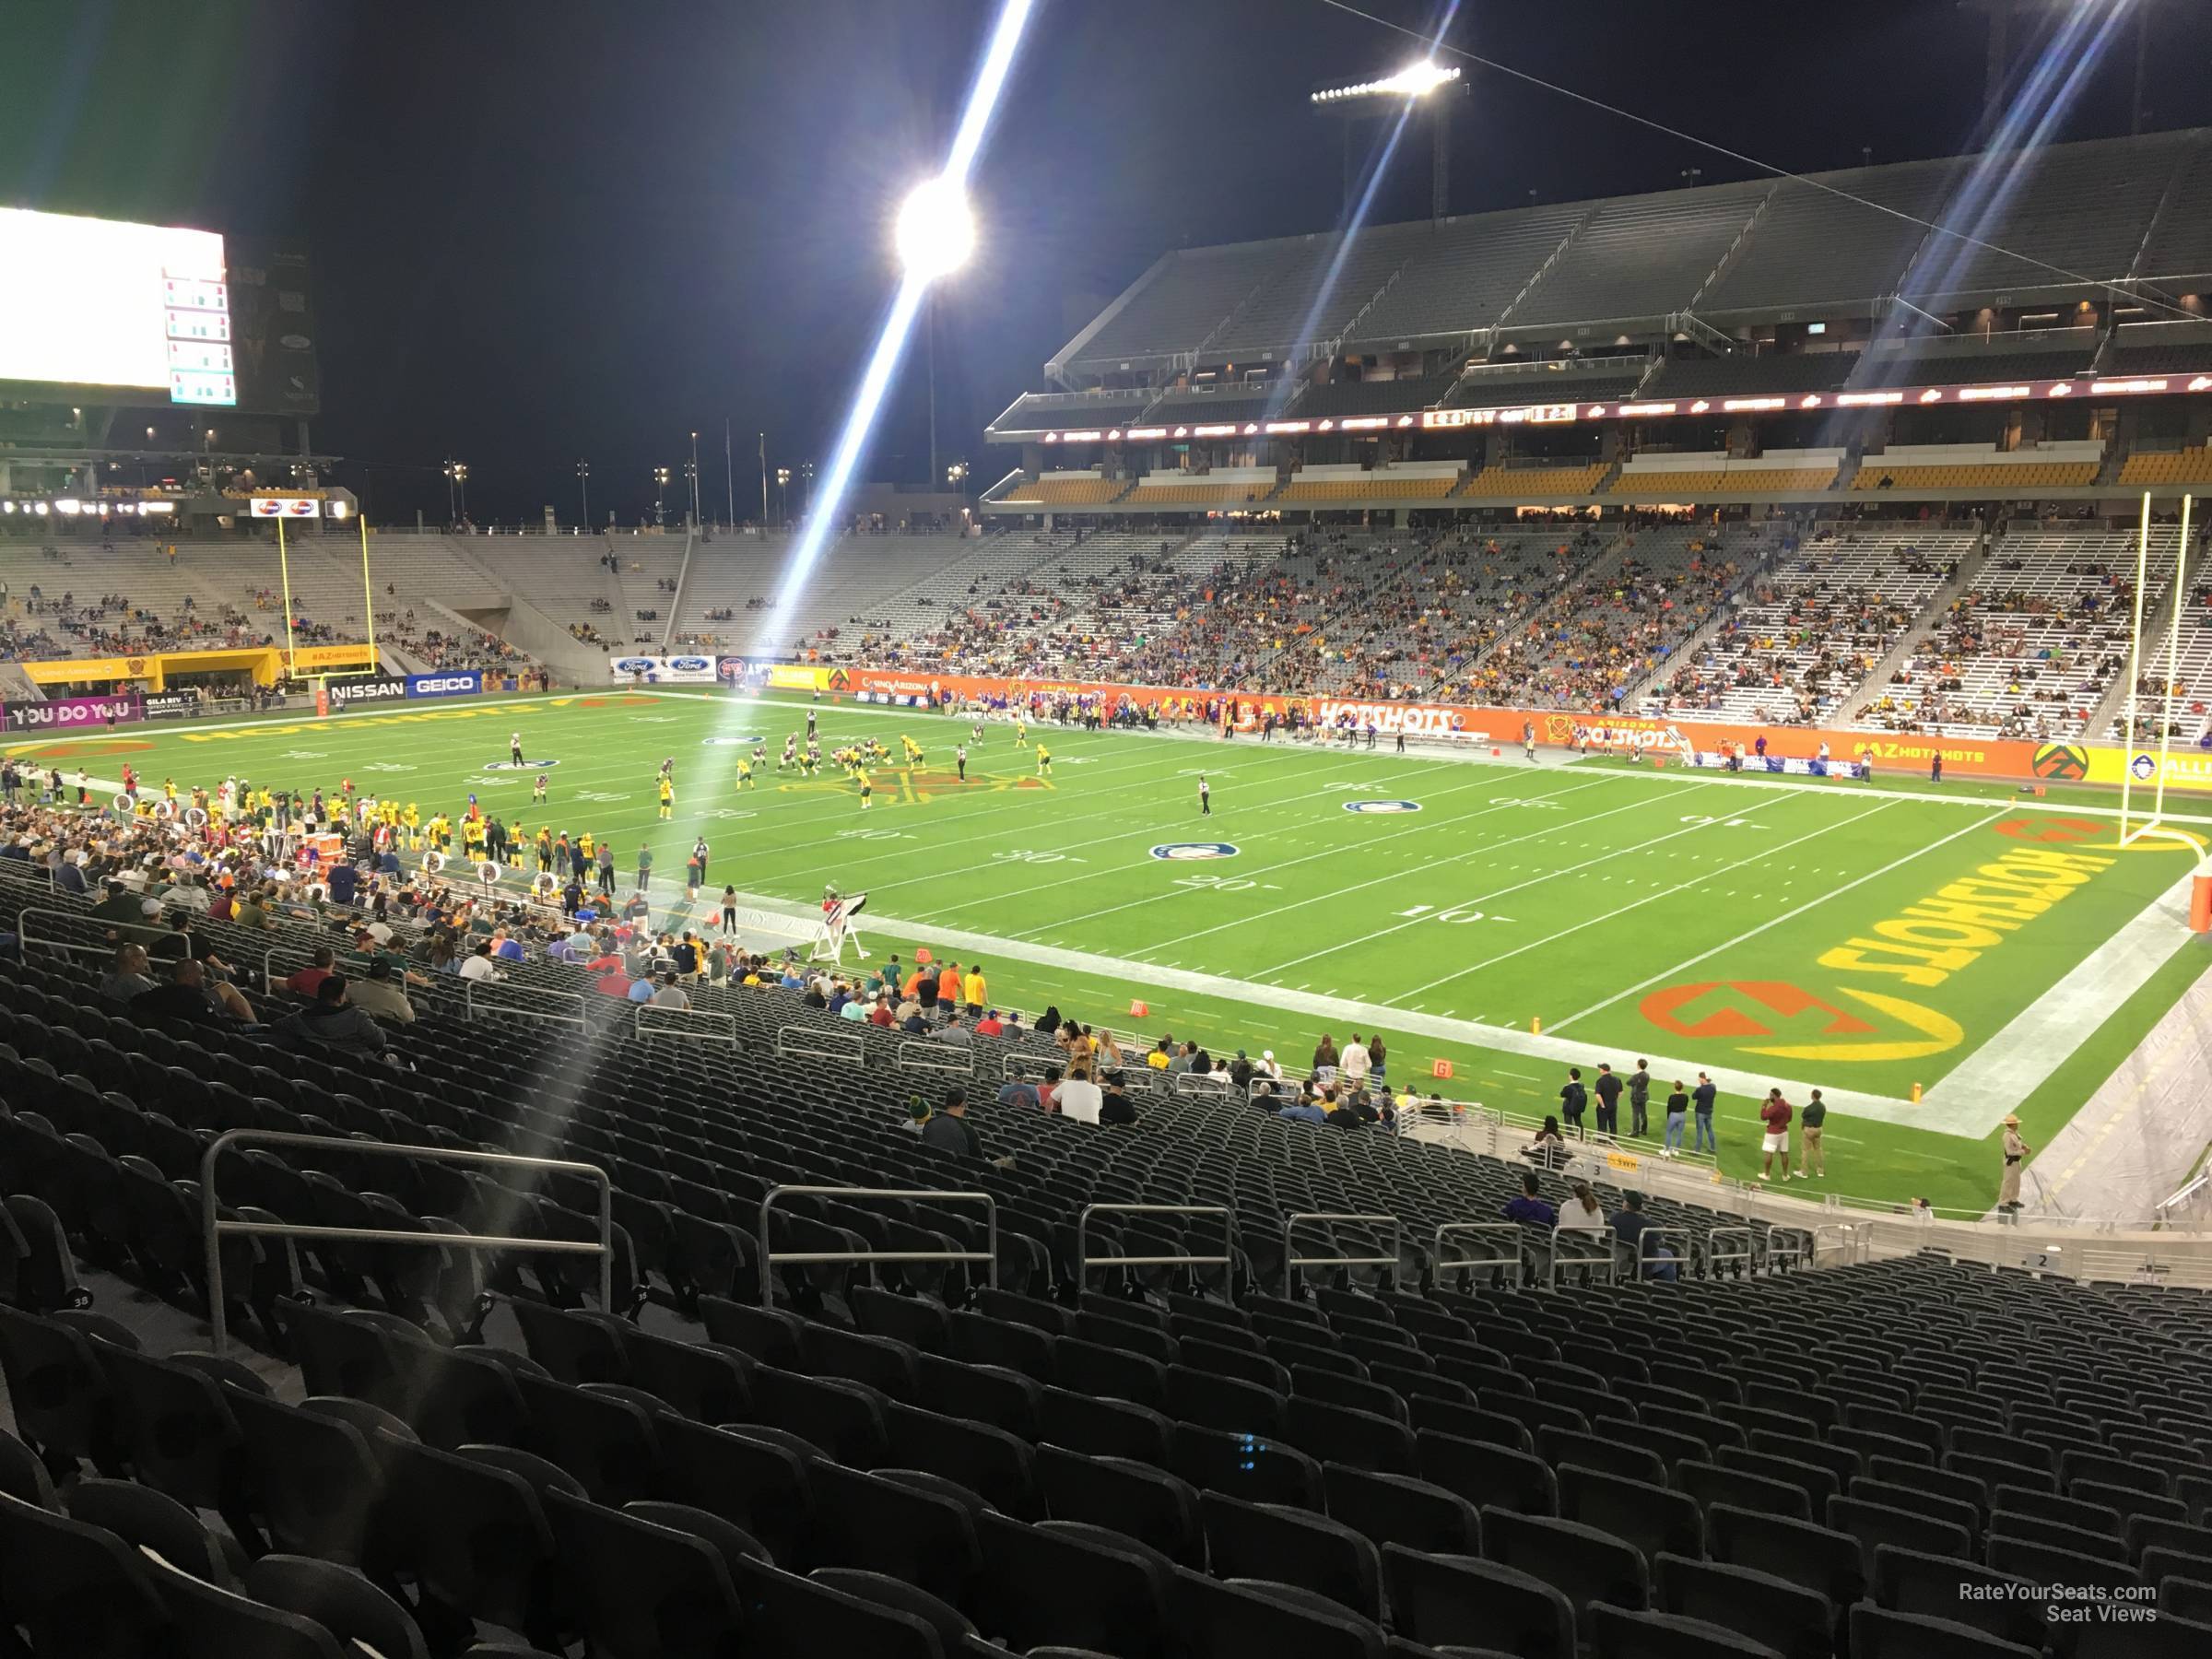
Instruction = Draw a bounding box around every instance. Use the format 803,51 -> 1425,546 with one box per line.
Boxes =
900,734 -> 924,763
735,757 -> 755,789
428,812 -> 450,851
1014,719 -> 1029,747
658,775 -> 674,819
857,769 -> 873,811
162,777 -> 177,806
579,830 -> 596,865
1035,743 -> 1052,776
402,803 -> 421,847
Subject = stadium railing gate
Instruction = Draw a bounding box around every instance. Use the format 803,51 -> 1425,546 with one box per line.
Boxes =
463,977 -> 588,1031
1281,1212 -> 1402,1298
1431,1222 -> 1525,1288
757,1184 -> 996,1308
899,1040 -> 974,1077
1765,1229 -> 1811,1273
200,1128 -> 613,1358
775,1023 -> 866,1065
17,907 -> 129,963
1076,1203 -> 1236,1289
634,1005 -> 737,1045
1632,1226 -> 1694,1283
1544,1224 -> 1620,1289
1703,1224 -> 1759,1278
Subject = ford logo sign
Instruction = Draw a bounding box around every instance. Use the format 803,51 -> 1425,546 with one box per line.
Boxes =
614,658 -> 655,673
280,334 -> 313,349
669,657 -> 711,672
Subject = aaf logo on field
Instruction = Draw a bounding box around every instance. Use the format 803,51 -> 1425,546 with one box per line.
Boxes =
1150,842 -> 1240,861
482,759 -> 560,771
1640,979 -> 1961,1062
1343,799 -> 1421,814
701,736 -> 763,747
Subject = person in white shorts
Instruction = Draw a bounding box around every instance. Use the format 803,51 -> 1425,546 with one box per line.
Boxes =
1758,1088 -> 1794,1182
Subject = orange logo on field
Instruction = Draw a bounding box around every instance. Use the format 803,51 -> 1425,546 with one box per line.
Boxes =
1640,980 -> 1963,1063
1641,981 -> 1876,1041
1993,816 -> 2102,842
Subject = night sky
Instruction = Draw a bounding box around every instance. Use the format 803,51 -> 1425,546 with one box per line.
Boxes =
5,0 -> 2210,524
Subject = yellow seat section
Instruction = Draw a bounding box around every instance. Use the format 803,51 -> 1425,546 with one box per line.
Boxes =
1462,461 -> 1609,498
1851,462 -> 2098,490
1000,477 -> 1127,505
1278,476 -> 1461,501
2119,449 -> 2212,485
1127,481 -> 1277,505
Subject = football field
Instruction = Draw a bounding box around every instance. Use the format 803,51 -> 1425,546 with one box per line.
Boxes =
25,687 -> 2212,1213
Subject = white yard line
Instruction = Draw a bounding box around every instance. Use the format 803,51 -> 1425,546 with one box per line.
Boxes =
1392,798 -> 1902,1004
1921,867 -> 2204,1136
1255,782 -> 1774,979
1548,807 -> 2003,1032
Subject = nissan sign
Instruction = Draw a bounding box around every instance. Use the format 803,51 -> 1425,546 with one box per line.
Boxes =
406,672 -> 483,699
328,676 -> 408,707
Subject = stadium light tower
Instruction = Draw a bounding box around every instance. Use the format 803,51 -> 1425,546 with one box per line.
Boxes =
575,459 -> 591,534
653,465 -> 672,526
750,0 -> 1035,657
1310,61 -> 1466,221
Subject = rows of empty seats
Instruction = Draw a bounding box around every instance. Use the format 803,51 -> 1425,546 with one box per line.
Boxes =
1852,442 -> 2102,493
1461,461 -> 1611,499
995,474 -> 1132,507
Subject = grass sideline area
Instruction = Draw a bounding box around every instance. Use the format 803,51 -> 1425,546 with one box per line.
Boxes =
17,684 -> 2209,1216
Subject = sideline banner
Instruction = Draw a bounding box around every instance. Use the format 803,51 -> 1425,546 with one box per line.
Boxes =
406,671 -> 483,699
5,693 -> 146,732
831,665 -> 2050,782
142,691 -> 201,719
608,654 -> 717,685
327,676 -> 408,708
2044,741 -> 2212,795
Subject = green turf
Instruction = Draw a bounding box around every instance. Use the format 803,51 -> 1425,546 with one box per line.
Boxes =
26,685 -> 2208,1214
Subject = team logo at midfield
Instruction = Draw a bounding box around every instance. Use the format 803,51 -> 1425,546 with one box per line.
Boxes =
701,736 -> 763,747
1640,979 -> 1962,1063
481,759 -> 560,771
1150,842 -> 1240,861
2030,743 -> 2088,782
1343,799 -> 1421,814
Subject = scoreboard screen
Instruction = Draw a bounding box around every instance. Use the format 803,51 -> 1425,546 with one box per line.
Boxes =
0,206 -> 237,406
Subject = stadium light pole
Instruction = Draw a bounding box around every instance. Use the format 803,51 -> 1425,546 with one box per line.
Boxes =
576,459 -> 591,534
688,430 -> 701,525
751,0 -> 1032,657
1310,60 -> 1465,221
452,463 -> 469,523
777,466 -> 792,525
653,465 -> 671,527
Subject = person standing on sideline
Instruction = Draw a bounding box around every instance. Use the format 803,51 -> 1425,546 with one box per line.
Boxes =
1797,1088 -> 1827,1179
1998,1114 -> 2031,1211
635,842 -> 653,892
1758,1087 -> 1794,1182
1198,775 -> 1210,816
1930,751 -> 1943,783
1662,1078 -> 1688,1156
1628,1060 -> 1651,1136
1559,1067 -> 1588,1140
596,840 -> 617,897
720,887 -> 739,935
956,744 -> 968,782
1691,1071 -> 1718,1154
1593,1063 -> 1622,1136
1523,720 -> 1537,762
511,731 -> 524,767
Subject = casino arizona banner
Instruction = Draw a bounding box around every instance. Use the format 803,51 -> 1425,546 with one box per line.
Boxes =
830,665 -> 2050,782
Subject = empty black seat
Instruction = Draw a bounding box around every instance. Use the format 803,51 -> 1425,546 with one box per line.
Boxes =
811,1458 -> 982,1608
1849,1600 -> 2039,1659
974,1510 -> 1171,1659
1653,1552 -> 1833,1659
1322,1463 -> 1480,1558
1483,1507 -> 1650,1623
0,1488 -> 173,1659
1040,1444 -> 1203,1567
1707,1502 -> 1865,1610
1172,1564 -> 1387,1659
1587,1601 -> 1791,1659
544,1487 -> 747,1658
143,1547 -> 349,1659
1873,1543 -> 2044,1650
1418,1430 -> 1557,1518
1380,1545 -> 1573,1659
1559,1465 -> 1704,1567
1201,1491 -> 1382,1621
1172,1420 -> 1323,1511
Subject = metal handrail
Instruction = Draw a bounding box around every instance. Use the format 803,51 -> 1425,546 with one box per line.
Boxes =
1705,1224 -> 1758,1277
1171,1072 -> 1233,1097
1545,1221 -> 1619,1288
899,1039 -> 974,1076
462,975 -> 588,1030
775,1023 -> 865,1065
758,1184 -> 996,1308
1077,1202 -> 1235,1280
200,1128 -> 612,1357
1766,1230 -> 1810,1273
1631,1225 -> 1693,1280
634,1004 -> 736,1044
1432,1222 -> 1525,1286
18,905 -> 141,960
1282,1211 -> 1402,1297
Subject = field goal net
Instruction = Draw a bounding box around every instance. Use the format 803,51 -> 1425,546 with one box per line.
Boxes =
2116,490 -> 2205,853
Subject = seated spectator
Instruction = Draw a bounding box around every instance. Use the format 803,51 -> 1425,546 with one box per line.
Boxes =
935,1011 -> 973,1046
276,974 -> 392,1062
1523,1116 -> 1569,1170
284,947 -> 336,998
99,942 -> 157,1003
458,941 -> 503,982
132,956 -> 254,1026
1501,1170 -> 1556,1226
898,1098 -> 931,1136
649,971 -> 690,1009
996,1077 -> 1040,1111
975,1007 -> 1005,1036
1099,1071 -> 1138,1125
1056,1065 -> 1103,1124
920,1087 -> 985,1158
347,956 -> 417,1025
1558,1181 -> 1607,1232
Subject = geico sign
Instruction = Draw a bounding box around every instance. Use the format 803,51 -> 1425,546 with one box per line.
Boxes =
413,677 -> 476,693
1314,700 -> 1479,738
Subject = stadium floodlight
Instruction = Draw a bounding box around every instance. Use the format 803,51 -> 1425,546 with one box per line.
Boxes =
750,0 -> 1036,659
1310,60 -> 1460,103
896,176 -> 976,280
